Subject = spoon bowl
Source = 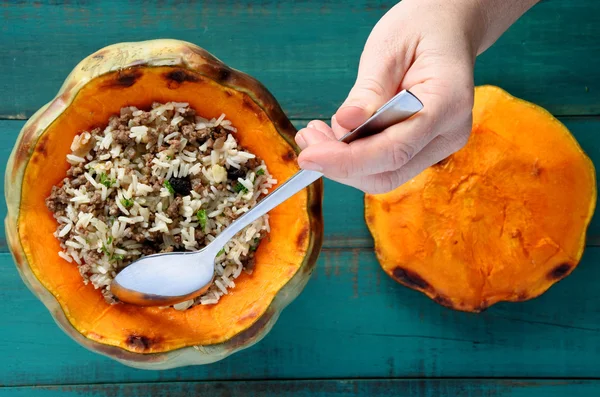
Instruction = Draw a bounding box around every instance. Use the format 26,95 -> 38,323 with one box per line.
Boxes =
111,90 -> 424,306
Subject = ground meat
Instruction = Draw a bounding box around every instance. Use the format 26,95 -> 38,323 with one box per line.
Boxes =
178,107 -> 196,118
244,256 -> 256,274
83,250 -> 101,265
90,192 -> 102,206
70,174 -> 87,188
246,157 -> 260,170
108,202 -> 119,216
113,128 -> 130,145
124,146 -> 136,159
45,186 -> 69,212
211,125 -> 228,140
192,179 -> 206,194
67,165 -> 84,177
166,197 -> 183,218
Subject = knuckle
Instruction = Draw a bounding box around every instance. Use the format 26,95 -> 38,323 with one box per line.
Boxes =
354,76 -> 388,100
388,139 -> 416,170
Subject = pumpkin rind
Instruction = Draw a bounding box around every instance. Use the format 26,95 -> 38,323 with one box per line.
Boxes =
365,85 -> 596,312
5,39 -> 323,368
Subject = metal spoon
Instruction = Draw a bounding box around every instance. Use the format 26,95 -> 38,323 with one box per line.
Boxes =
111,90 -> 424,306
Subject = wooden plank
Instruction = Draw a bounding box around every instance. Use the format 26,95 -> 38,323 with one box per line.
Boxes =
2,379 -> 600,397
3,246 -> 600,385
0,0 -> 598,119
1,117 -> 599,252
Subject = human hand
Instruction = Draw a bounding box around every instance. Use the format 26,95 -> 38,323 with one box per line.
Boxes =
295,0 -> 538,194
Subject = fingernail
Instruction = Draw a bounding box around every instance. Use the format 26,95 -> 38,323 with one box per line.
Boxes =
299,160 -> 323,172
295,133 -> 307,150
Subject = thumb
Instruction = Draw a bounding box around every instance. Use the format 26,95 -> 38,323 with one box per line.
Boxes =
335,42 -> 407,132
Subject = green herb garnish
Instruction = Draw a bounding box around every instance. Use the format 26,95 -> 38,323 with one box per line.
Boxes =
217,248 -> 225,257
256,168 -> 265,176
121,198 -> 134,208
101,243 -> 109,255
249,237 -> 260,252
106,236 -> 113,245
233,182 -> 248,194
196,209 -> 207,231
111,254 -> 125,261
99,172 -> 115,188
166,155 -> 172,160
164,180 -> 175,194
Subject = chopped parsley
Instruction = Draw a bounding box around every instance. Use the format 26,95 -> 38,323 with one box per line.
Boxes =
121,198 -> 134,208
196,209 -> 207,231
217,248 -> 225,257
102,242 -> 124,261
163,180 -> 175,194
249,238 -> 260,252
99,172 -> 115,188
233,182 -> 248,194
256,168 -> 265,176
106,236 -> 113,245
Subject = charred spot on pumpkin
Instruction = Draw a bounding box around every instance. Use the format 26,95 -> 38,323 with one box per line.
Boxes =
224,89 -> 233,97
35,135 -> 50,156
164,69 -> 199,88
126,335 -> 153,351
218,67 -> 232,82
230,309 -> 275,349
310,198 -> 322,219
517,292 -> 529,301
433,295 -> 453,308
392,267 -> 430,290
281,150 -> 295,163
242,96 -> 258,111
549,263 -> 572,280
296,226 -> 309,249
106,68 -> 143,88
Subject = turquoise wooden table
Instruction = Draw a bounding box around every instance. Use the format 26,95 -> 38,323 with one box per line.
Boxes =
2,1 -> 600,396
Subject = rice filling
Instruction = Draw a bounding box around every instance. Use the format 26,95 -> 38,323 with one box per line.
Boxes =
45,102 -> 276,309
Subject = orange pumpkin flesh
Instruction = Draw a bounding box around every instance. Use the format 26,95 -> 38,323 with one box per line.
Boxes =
365,86 -> 596,312
6,40 -> 323,367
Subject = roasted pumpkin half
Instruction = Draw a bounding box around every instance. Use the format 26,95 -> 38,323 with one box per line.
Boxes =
5,39 -> 323,368
365,85 -> 596,312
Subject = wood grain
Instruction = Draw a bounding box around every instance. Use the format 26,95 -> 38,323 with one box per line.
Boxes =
3,246 -> 600,385
0,0 -> 599,120
1,379 -> 600,397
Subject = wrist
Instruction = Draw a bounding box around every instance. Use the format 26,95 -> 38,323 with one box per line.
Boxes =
472,0 -> 540,54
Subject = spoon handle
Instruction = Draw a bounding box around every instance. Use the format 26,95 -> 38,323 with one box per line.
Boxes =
211,90 -> 423,248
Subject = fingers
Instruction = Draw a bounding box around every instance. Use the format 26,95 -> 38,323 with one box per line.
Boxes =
299,69 -> 474,178
298,99 -> 438,178
335,34 -> 410,131
295,120 -> 335,150
330,129 -> 470,194
331,115 -> 350,140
